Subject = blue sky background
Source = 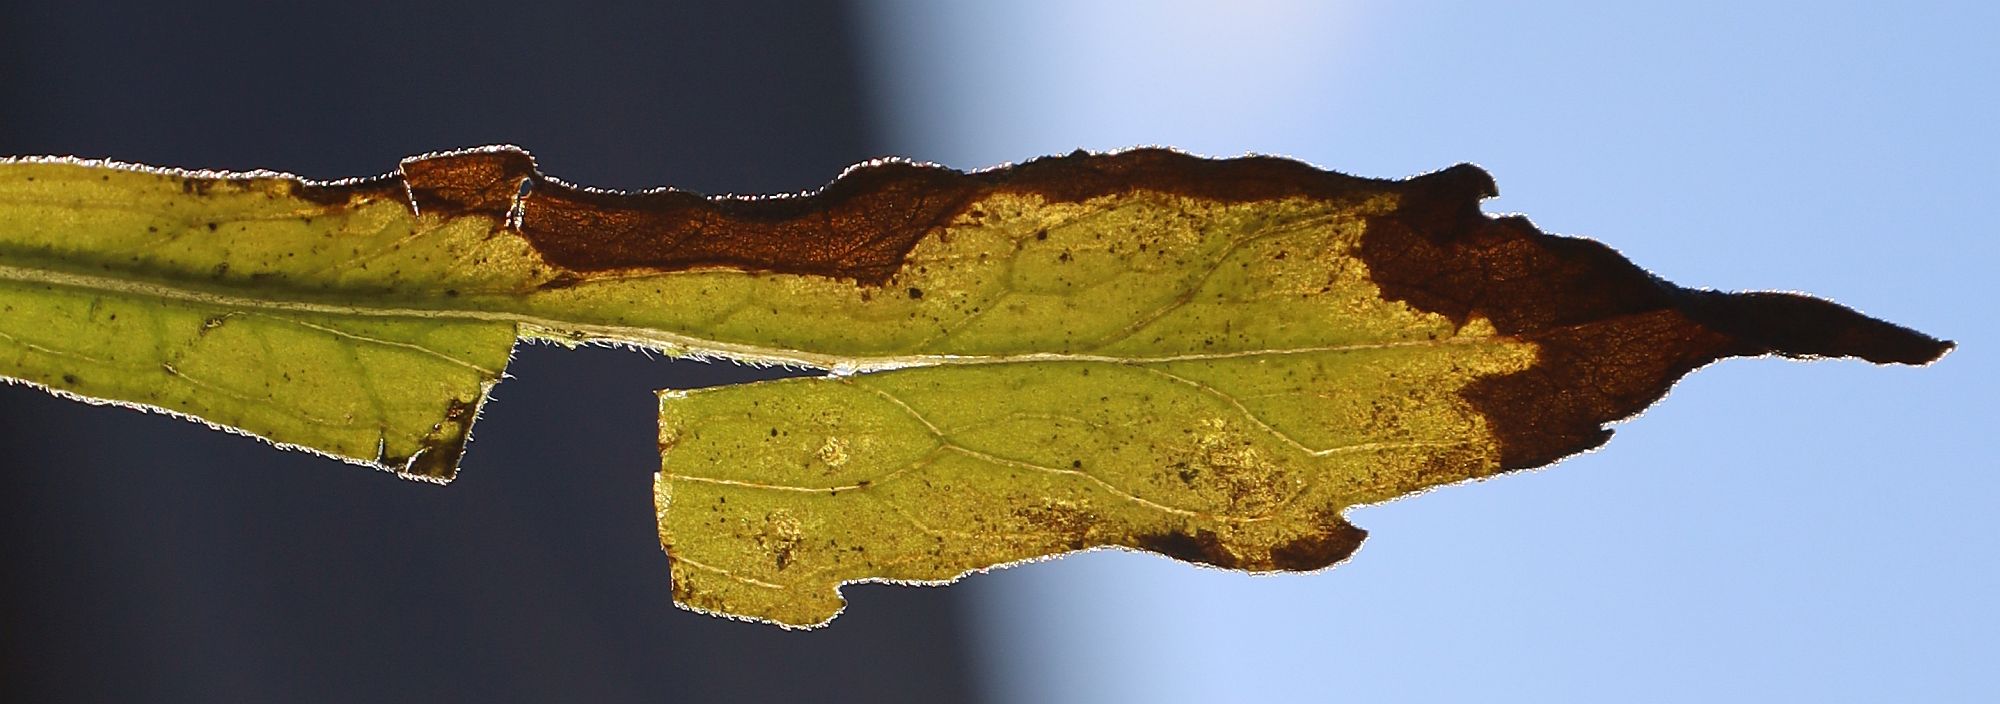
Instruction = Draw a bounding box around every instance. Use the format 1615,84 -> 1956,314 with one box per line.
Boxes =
857,2 -> 1996,701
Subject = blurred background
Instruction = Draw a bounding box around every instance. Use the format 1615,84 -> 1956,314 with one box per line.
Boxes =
2,1 -> 1993,702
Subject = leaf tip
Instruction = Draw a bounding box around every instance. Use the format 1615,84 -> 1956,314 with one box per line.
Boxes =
1684,289 -> 1954,366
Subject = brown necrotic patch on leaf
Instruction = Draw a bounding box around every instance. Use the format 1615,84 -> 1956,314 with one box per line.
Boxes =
401,148 -> 538,218
1350,164 -> 1954,469
378,146 -> 1399,285
1268,518 -> 1369,571
1130,518 -> 1366,573
364,147 -> 1408,288
1134,528 -> 1240,569
377,147 -> 989,284
517,163 -> 983,285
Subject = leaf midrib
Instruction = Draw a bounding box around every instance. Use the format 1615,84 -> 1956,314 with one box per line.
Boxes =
0,262 -> 1504,370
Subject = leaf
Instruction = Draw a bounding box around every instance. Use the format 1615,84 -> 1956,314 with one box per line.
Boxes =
0,147 -> 1950,625
643,154 -> 1955,626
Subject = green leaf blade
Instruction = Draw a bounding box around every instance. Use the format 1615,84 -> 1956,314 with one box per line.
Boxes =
656,335 -> 1536,626
0,147 -> 1952,626
0,275 -> 511,480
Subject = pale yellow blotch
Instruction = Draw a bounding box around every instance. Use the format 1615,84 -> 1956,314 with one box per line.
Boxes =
756,509 -> 808,570
817,436 -> 851,469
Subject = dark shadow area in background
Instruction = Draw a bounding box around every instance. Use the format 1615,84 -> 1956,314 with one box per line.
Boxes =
0,2 -> 983,702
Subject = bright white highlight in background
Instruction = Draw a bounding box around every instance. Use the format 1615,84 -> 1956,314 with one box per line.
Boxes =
859,1 -> 1363,168
859,2 -> 1997,702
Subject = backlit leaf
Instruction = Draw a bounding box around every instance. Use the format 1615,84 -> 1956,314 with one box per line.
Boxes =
0,148 -> 1950,625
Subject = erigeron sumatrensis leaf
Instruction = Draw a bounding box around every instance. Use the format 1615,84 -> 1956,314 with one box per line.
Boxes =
0,147 -> 1950,627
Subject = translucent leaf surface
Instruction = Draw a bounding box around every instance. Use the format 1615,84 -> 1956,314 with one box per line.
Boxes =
0,147 -> 1950,623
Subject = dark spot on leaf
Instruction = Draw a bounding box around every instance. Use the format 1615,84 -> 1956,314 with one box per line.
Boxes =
1135,529 -> 1238,569
1267,520 -> 1368,571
